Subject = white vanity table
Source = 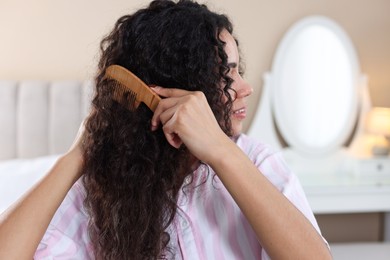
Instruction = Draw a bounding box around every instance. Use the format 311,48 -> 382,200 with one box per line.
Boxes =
300,156 -> 390,241
302,162 -> 390,259
248,15 -> 390,258
304,174 -> 390,215
298,156 -> 390,213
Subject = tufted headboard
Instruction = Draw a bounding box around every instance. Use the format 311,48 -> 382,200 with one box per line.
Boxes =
0,80 -> 94,160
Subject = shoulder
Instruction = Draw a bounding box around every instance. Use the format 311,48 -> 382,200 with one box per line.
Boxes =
235,134 -> 277,165
235,134 -> 294,191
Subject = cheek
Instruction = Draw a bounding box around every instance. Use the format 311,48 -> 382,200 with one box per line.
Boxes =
231,90 -> 238,101
219,75 -> 238,101
220,87 -> 236,104
219,87 -> 233,104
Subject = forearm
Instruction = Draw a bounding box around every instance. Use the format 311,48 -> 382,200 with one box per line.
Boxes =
208,138 -> 331,260
149,86 -> 331,258
0,151 -> 83,259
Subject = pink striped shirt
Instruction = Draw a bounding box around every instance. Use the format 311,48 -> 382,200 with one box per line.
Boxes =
34,134 -> 323,259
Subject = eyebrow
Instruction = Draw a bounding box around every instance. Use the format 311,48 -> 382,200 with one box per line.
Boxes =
227,62 -> 237,68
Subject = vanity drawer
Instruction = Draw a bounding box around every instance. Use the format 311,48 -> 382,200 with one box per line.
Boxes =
355,158 -> 390,175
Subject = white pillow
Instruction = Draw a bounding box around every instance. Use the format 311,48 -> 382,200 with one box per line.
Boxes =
0,155 -> 60,214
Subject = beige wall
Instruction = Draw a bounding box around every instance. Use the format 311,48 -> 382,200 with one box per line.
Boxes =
1,0 -> 389,131
0,0 -> 390,131
1,0 -> 389,242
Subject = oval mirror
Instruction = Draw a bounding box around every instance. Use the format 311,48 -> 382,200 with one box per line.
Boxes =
272,16 -> 360,155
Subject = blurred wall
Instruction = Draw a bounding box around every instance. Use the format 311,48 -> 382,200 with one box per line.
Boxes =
1,0 -> 389,132
1,0 -> 389,242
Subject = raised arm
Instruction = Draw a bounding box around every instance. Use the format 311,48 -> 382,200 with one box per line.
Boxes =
151,87 -> 332,260
0,124 -> 85,259
207,139 -> 331,259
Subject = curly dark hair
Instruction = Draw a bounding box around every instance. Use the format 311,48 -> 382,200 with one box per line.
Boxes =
81,0 -> 235,259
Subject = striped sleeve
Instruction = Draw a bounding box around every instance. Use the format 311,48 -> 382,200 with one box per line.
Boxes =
34,180 -> 93,259
237,134 -> 328,258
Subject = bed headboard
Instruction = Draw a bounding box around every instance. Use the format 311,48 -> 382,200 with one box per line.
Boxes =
0,80 -> 94,160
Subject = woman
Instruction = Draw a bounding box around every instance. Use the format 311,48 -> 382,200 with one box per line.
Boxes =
0,0 -> 331,259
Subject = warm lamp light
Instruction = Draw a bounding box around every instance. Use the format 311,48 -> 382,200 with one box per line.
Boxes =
365,107 -> 390,156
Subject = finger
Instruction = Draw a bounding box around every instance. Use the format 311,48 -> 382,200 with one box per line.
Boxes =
151,86 -> 192,98
162,120 -> 183,149
151,97 -> 181,131
153,103 -> 184,149
151,98 -> 175,131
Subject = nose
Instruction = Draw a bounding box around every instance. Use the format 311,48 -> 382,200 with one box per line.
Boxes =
234,77 -> 253,99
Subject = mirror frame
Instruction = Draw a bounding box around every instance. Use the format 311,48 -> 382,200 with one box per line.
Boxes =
271,16 -> 361,155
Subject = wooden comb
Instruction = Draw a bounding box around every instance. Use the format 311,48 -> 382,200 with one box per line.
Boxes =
105,65 -> 161,112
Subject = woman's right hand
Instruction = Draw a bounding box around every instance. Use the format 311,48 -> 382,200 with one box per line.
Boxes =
150,86 -> 232,165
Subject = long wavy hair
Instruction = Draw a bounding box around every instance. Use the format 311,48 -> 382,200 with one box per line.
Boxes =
82,0 -> 235,259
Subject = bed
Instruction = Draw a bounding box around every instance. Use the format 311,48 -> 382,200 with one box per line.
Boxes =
0,80 -> 93,213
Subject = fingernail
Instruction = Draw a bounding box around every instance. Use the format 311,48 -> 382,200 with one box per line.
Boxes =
151,122 -> 157,131
150,85 -> 160,90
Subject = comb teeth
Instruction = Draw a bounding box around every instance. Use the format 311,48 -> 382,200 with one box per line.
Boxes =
111,81 -> 139,111
105,65 -> 161,112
